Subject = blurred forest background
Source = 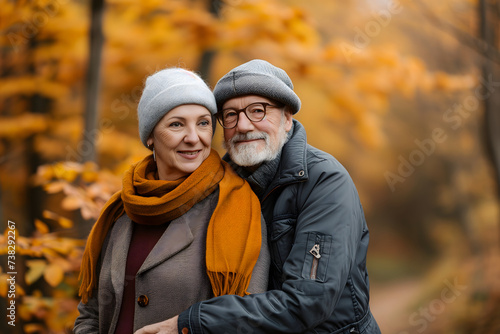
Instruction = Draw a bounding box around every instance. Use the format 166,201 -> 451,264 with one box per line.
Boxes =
1,0 -> 500,333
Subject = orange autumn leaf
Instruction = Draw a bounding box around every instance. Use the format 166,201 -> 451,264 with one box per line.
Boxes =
34,219 -> 50,235
81,170 -> 99,183
0,77 -> 68,99
0,114 -> 49,139
0,274 -> 8,297
62,195 -> 82,211
43,181 -> 66,194
24,324 -> 46,334
42,210 -> 60,221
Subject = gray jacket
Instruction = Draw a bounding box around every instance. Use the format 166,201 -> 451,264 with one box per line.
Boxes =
178,120 -> 380,333
74,189 -> 269,333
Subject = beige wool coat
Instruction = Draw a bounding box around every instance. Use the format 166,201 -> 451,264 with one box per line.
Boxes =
74,189 -> 270,333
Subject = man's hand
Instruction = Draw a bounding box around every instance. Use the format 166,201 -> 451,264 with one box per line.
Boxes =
134,315 -> 179,334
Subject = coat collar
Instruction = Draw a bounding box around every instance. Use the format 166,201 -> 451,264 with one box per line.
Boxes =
274,119 -> 309,185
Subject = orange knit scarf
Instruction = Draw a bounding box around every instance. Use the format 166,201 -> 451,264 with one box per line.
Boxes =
79,149 -> 262,303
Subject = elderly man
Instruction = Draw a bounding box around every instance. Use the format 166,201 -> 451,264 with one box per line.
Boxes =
136,59 -> 380,334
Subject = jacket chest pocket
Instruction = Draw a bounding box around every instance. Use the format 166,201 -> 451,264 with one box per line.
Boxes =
269,218 -> 296,274
301,232 -> 332,281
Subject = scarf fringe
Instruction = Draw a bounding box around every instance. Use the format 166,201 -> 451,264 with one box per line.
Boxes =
79,191 -> 124,303
207,271 -> 251,297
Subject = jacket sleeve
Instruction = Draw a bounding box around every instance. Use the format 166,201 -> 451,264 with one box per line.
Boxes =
177,159 -> 366,333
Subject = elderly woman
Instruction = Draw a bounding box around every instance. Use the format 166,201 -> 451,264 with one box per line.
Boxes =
73,68 -> 269,334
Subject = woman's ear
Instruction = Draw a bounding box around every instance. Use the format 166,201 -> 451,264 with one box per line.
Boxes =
146,137 -> 154,148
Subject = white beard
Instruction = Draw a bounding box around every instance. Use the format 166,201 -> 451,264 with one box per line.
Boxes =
224,123 -> 289,167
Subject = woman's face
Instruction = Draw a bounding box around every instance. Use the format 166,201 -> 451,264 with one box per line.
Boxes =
148,104 -> 213,181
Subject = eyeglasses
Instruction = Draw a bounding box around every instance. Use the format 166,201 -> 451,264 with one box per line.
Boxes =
217,102 -> 283,129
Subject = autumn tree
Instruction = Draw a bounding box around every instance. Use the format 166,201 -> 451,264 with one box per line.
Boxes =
1,0 -> 499,333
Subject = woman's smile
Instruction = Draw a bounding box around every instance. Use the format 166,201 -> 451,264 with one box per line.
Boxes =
148,104 -> 213,181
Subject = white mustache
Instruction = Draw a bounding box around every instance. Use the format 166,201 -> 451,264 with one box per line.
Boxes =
229,132 -> 269,145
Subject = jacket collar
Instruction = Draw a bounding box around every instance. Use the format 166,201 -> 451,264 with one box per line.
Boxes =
274,119 -> 309,186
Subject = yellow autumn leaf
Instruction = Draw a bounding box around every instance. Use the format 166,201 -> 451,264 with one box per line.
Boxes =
52,163 -> 69,180
62,169 -> 79,182
81,204 -> 100,220
44,263 -> 64,287
25,260 -> 47,285
50,257 -> 72,272
81,170 -> 99,183
36,165 -> 54,181
34,135 -> 70,161
434,71 -> 455,91
24,324 -> 46,334
62,195 -> 82,211
41,247 -> 59,259
59,217 -> 74,229
0,114 -> 49,139
16,284 -> 25,296
34,219 -> 49,235
43,181 -> 66,194
42,210 -> 60,221
81,161 -> 99,183
48,241 -> 73,255
35,76 -> 71,97
17,247 -> 38,257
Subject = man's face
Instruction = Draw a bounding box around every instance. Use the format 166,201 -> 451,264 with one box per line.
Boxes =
222,95 -> 293,167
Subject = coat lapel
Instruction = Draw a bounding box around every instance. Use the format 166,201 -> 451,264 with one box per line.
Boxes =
138,213 -> 194,275
110,215 -> 133,298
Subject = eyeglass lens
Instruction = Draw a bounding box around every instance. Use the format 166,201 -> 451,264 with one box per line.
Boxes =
221,103 -> 268,128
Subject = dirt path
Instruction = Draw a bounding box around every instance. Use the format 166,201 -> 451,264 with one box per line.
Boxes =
370,279 -> 423,333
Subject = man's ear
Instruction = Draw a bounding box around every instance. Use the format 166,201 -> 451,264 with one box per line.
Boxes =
284,108 -> 293,132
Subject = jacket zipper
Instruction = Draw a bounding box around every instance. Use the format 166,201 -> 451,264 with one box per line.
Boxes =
309,236 -> 321,279
262,178 -> 307,203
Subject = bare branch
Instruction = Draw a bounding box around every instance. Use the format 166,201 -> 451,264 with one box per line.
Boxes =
413,0 -> 500,65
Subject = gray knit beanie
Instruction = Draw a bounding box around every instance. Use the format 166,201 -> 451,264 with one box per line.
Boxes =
137,68 -> 217,147
213,59 -> 301,114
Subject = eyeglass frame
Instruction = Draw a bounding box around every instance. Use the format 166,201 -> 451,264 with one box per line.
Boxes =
216,102 -> 284,129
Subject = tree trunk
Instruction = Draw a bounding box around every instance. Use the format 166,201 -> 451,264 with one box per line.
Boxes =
82,0 -> 105,162
479,0 -> 500,216
198,0 -> 221,82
